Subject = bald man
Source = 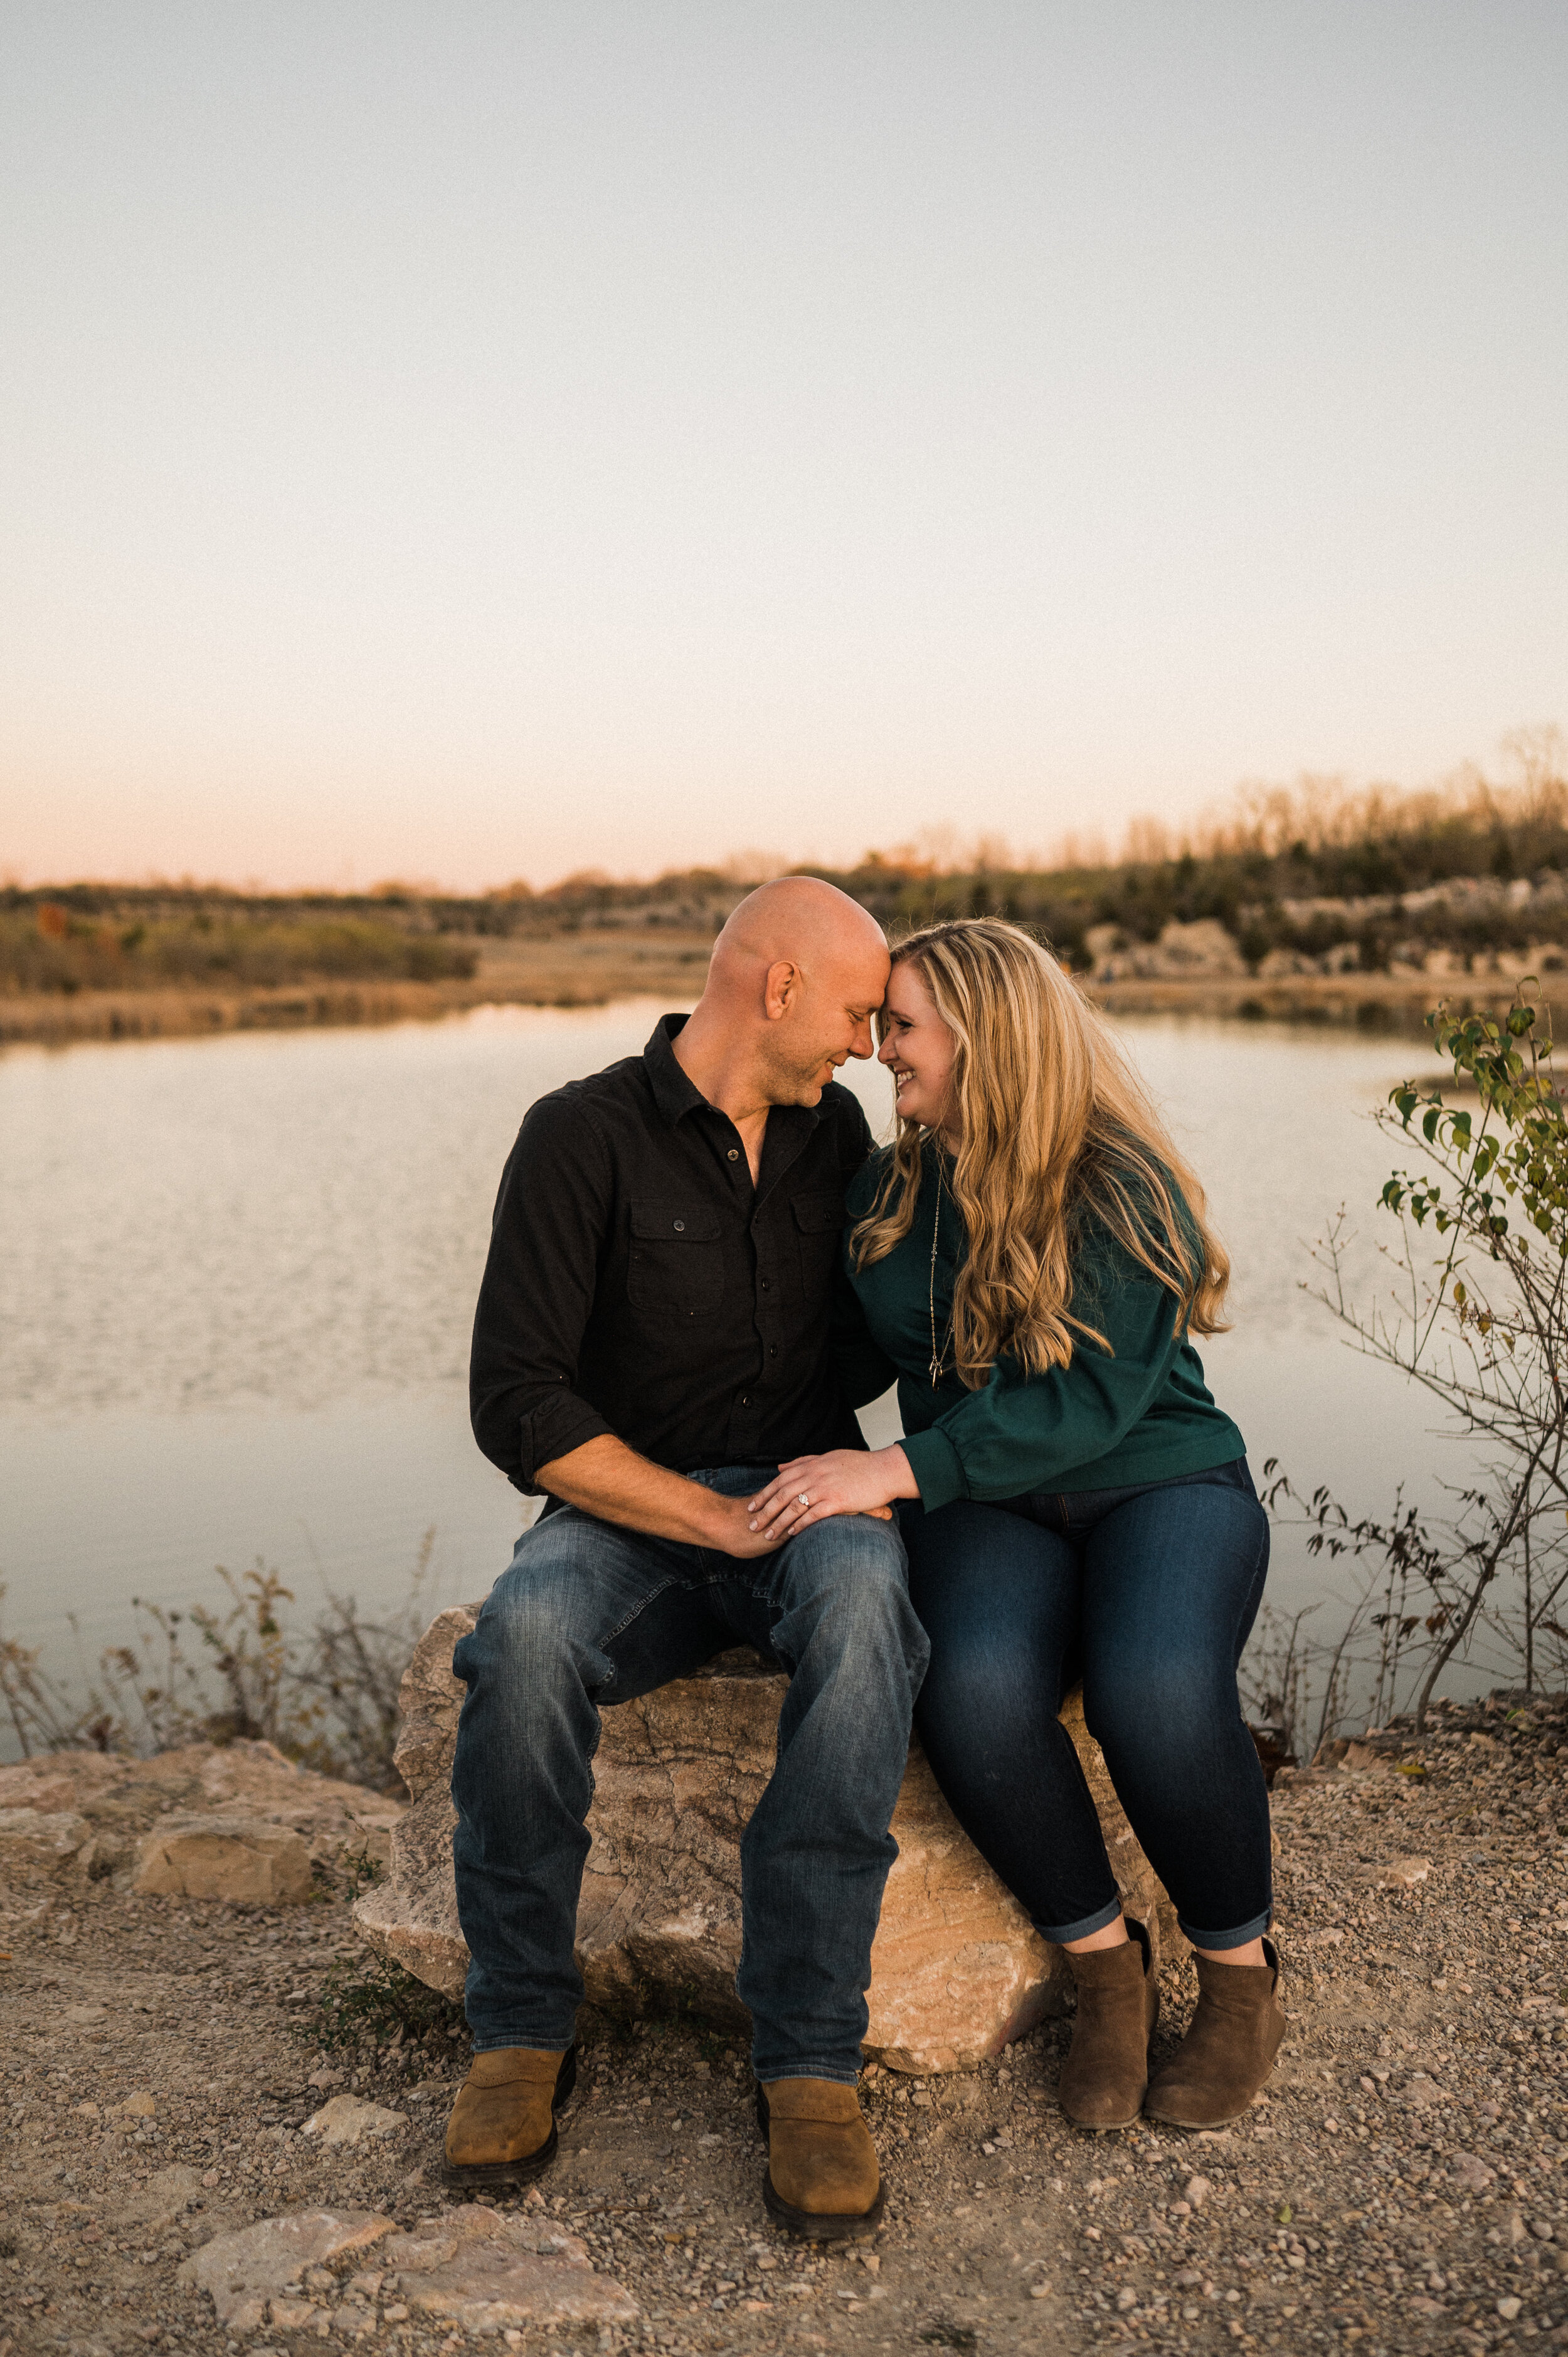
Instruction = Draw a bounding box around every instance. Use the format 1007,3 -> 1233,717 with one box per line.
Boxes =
450,879 -> 928,2237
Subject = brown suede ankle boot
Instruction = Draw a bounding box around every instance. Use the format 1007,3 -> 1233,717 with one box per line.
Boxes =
757,2078 -> 884,2240
1143,1941 -> 1286,2128
442,2045 -> 576,2187
1058,1918 -> 1160,2131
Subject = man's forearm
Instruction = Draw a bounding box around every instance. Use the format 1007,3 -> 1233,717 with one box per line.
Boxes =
536,1434 -> 741,1547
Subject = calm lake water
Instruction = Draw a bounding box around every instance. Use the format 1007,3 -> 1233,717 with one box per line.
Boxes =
1,1001 -> 1475,1711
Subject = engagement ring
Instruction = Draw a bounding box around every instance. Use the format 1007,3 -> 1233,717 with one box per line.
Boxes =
798,1491 -> 810,1507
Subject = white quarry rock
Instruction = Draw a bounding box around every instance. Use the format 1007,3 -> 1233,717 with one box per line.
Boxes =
379,2206 -> 637,2331
300,2092 -> 407,2145
0,1739 -> 402,1893
133,1813 -> 314,1903
354,1607 -> 1178,2075
0,1807 -> 90,1876
177,2208 -> 396,2331
267,2295 -> 320,2329
1362,1854 -> 1433,1890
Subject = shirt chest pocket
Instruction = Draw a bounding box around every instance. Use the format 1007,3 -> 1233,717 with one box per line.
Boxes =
627,1203 -> 726,1320
792,1190 -> 846,1299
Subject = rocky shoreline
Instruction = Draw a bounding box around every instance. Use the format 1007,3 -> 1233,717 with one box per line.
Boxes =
3,1688 -> 1566,2357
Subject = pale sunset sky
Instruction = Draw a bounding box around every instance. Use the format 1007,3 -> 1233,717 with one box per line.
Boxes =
3,1 -> 1565,891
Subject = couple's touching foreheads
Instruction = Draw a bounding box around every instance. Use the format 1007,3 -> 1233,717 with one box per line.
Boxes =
448,878 -> 1283,2235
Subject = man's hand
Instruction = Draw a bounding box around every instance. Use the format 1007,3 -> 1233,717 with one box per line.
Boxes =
536,1435 -> 800,1558
702,1493 -> 794,1558
747,1446 -> 919,1541
536,1435 -> 781,1553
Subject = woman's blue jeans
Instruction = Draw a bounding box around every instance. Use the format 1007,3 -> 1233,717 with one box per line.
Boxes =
450,1468 -> 928,2085
899,1459 -> 1273,1951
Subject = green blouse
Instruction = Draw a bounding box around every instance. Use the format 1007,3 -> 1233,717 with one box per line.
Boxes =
837,1144 -> 1246,1511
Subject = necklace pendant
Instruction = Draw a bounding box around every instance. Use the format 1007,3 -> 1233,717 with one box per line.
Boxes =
929,1355 -> 943,1385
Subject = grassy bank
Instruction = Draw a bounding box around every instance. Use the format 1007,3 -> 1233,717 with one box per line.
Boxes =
4,932 -> 1554,1050
0,924 -> 718,1046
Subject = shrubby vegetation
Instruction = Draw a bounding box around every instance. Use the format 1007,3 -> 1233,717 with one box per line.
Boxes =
1243,987 -> 1568,1760
0,1541 -> 445,1790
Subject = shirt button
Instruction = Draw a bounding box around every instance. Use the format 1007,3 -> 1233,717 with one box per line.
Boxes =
740,1395 -> 751,1407
673,1220 -> 685,1232
760,1277 -> 771,1291
727,1149 -> 739,1161
768,1346 -> 777,1358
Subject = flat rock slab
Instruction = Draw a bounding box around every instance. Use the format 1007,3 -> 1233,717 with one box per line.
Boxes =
176,2203 -> 637,2336
177,2206 -> 397,2331
301,2092 -> 408,2145
356,1606 -> 1179,2075
381,2206 -> 638,2331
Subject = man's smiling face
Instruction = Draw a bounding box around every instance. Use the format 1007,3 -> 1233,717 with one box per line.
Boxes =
765,935 -> 891,1104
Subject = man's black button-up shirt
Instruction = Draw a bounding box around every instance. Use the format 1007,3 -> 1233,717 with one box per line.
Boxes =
470,1014 -> 880,1494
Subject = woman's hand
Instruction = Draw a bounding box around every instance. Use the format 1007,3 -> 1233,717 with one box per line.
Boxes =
748,1446 -> 919,1541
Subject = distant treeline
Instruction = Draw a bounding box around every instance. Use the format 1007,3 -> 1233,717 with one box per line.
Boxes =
8,728 -> 1566,992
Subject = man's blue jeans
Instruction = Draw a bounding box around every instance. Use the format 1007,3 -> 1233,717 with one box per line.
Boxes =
450,1468 -> 928,2085
901,1459 -> 1273,1952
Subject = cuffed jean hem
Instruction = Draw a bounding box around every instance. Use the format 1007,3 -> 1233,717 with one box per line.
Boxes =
757,2065 -> 863,2088
470,2029 -> 576,2055
1034,1895 -> 1127,1945
1178,1906 -> 1274,1951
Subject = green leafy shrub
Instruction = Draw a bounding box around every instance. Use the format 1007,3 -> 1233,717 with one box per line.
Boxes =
1254,989 -> 1568,1746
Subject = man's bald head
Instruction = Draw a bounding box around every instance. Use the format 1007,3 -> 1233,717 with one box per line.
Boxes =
709,875 -> 889,992
677,875 -> 891,1112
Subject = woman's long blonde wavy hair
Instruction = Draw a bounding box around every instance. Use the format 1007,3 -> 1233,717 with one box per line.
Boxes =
852,919 -> 1230,1386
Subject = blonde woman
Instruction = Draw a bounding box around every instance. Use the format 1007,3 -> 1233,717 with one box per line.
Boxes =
748,918 -> 1284,2131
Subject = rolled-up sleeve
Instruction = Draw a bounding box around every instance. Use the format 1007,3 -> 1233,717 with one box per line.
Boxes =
469,1093 -> 617,1492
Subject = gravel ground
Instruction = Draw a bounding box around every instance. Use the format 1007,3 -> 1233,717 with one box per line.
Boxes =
3,1687 -> 1566,2357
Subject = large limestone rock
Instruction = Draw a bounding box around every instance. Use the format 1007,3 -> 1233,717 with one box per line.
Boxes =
133,1813 -> 314,1903
0,1739 -> 403,1902
354,1605 -> 1179,2075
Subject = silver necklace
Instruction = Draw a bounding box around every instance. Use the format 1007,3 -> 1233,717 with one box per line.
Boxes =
928,1152 -> 952,1386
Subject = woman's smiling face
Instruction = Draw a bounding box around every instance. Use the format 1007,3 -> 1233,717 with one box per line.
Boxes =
877,957 -> 959,1136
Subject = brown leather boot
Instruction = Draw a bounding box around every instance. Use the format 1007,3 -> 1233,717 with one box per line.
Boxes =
757,2077 -> 884,2240
1058,1917 -> 1159,2131
442,2044 -> 576,2187
1144,1941 -> 1286,2128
